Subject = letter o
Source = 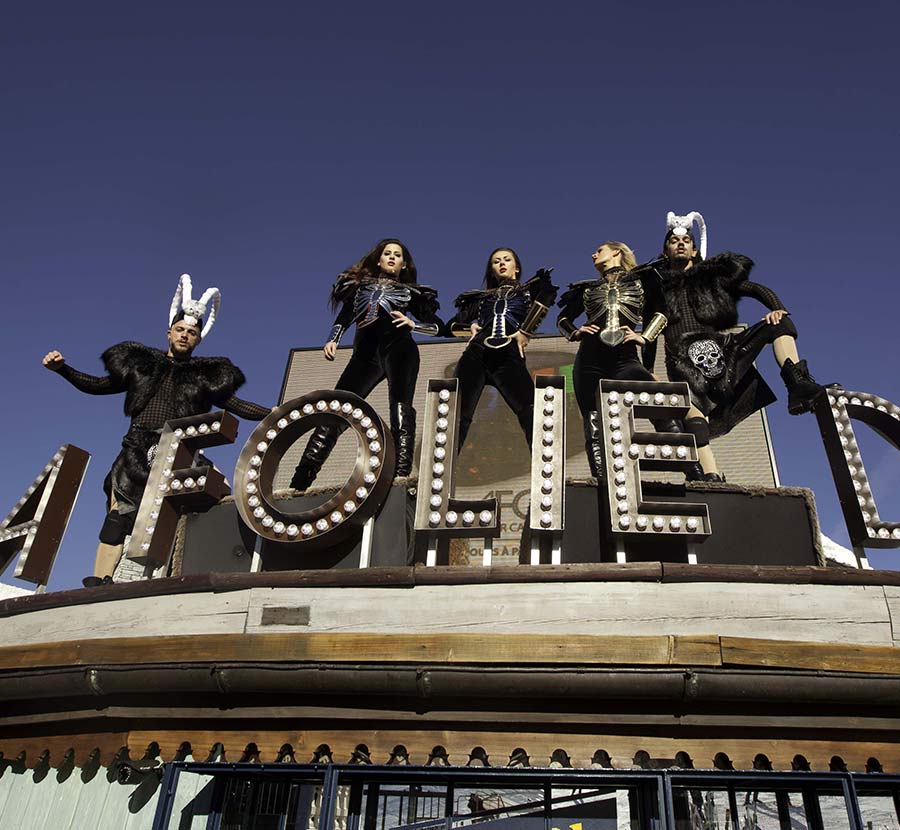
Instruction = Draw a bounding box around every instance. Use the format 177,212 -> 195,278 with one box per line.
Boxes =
234,391 -> 395,549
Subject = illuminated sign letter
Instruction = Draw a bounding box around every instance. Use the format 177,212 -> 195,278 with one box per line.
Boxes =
599,379 -> 710,555
125,412 -> 237,568
234,391 -> 395,548
0,444 -> 90,589
814,386 -> 900,564
414,379 -> 499,565
528,376 -> 566,564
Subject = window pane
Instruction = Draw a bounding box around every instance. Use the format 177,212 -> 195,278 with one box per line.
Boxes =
552,786 -> 654,830
672,787 -> 732,830
857,792 -> 900,830
450,786 -> 545,829
817,793 -> 852,830
735,791 -> 807,830
358,783 -> 449,830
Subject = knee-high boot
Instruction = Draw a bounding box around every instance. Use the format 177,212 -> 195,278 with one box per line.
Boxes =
289,425 -> 339,491
391,402 -> 416,478
583,411 -> 605,480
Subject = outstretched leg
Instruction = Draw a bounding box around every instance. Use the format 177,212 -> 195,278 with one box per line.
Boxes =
290,355 -> 384,491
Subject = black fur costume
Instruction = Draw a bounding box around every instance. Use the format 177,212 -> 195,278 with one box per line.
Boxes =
448,270 -> 558,448
57,341 -> 267,543
654,253 -> 796,437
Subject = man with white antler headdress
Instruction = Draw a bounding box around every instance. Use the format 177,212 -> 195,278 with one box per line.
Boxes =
650,211 -> 825,481
43,275 -> 270,586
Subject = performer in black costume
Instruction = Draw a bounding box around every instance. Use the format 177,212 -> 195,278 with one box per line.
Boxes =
43,274 -> 270,585
447,248 -> 558,449
557,240 -> 675,478
653,211 -> 824,480
289,239 -> 442,490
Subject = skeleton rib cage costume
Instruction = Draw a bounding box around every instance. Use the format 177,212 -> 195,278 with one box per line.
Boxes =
290,273 -> 443,489
447,270 -> 558,449
556,268 -> 677,477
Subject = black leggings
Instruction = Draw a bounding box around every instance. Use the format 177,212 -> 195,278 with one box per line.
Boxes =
336,318 -> 419,407
573,340 -> 654,417
454,341 -> 534,447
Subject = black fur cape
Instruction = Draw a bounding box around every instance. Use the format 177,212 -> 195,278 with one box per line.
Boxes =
659,252 -> 754,330
101,341 -> 246,419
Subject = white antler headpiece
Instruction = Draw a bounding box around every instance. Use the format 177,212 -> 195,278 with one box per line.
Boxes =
168,274 -> 221,339
666,210 -> 707,260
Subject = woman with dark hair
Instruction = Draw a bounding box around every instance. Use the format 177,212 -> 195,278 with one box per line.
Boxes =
557,241 -> 676,478
290,239 -> 442,489
447,247 -> 558,450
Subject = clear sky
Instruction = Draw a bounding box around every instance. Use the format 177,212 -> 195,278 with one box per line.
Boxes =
2,1 -> 899,589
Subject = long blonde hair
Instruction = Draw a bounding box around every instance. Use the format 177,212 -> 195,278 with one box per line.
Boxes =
599,240 -> 637,271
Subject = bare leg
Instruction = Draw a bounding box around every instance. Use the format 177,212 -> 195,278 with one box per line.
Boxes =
94,542 -> 123,579
773,335 -> 799,367
686,405 -> 720,475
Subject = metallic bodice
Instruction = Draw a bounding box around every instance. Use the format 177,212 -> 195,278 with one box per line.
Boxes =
583,277 -> 644,328
354,280 -> 412,327
478,285 -> 531,347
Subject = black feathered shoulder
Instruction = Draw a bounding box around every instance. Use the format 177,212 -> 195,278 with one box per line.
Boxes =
521,268 -> 558,305
558,279 -> 596,308
409,283 -> 440,318
330,272 -> 359,306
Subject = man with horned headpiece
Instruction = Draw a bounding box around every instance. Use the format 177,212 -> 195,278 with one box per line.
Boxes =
43,275 -> 271,586
650,211 -> 825,481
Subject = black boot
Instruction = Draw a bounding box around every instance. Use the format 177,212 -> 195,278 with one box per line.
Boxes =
391,402 -> 416,478
780,358 -> 825,415
654,419 -> 704,481
289,425 -> 338,491
583,411 -> 605,480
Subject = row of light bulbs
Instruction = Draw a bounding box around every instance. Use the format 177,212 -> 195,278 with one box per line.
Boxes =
244,400 -> 381,539
426,388 -> 493,529
604,389 -> 704,535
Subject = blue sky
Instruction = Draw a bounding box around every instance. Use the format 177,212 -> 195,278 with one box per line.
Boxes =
2,1 -> 899,588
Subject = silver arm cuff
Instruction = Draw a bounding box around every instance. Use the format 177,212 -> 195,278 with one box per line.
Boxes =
411,321 -> 440,336
328,324 -> 346,346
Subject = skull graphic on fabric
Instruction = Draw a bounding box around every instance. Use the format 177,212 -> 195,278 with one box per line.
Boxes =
687,338 -> 726,379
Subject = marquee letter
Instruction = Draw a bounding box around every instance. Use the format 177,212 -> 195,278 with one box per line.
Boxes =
414,379 -> 499,565
814,386 -> 900,565
0,444 -> 90,588
234,391 -> 395,548
599,379 -> 710,558
528,375 -> 566,564
125,412 -> 237,568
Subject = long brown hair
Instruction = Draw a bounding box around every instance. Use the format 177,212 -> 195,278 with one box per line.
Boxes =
482,247 -> 523,289
331,238 -> 418,310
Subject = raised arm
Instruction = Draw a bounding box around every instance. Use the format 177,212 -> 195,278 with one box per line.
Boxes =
43,350 -> 123,395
